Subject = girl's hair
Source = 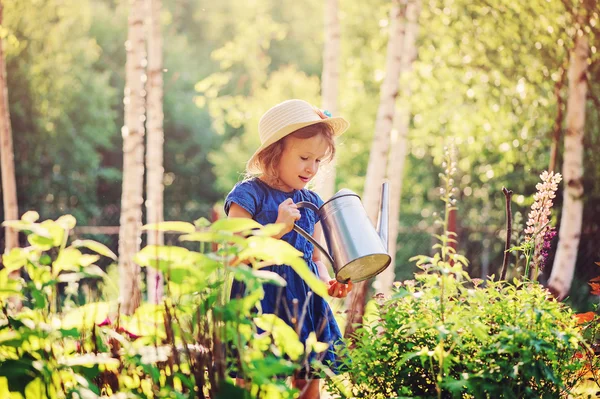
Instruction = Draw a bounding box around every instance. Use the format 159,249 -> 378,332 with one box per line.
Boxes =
247,122 -> 336,179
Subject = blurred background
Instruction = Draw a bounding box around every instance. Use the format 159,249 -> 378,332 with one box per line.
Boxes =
1,0 -> 599,310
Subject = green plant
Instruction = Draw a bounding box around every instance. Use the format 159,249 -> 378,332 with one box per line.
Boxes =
0,213 -> 330,398
332,275 -> 588,399
508,171 -> 562,280
326,155 -> 590,399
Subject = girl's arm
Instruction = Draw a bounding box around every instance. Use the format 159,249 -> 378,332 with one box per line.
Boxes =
312,222 -> 352,298
228,203 -> 253,219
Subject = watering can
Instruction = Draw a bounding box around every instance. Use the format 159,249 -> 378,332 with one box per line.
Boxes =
293,182 -> 391,283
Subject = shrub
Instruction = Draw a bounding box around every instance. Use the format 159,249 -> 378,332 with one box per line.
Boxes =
327,159 -> 591,399
331,271 -> 588,398
0,212 -> 329,398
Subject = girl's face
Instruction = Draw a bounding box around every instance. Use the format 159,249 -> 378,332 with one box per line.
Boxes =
275,133 -> 330,192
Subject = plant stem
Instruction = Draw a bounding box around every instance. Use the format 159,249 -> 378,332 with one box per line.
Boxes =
500,187 -> 513,280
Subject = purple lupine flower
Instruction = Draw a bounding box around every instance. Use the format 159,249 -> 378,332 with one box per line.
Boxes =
540,227 -> 557,271
524,171 -> 562,274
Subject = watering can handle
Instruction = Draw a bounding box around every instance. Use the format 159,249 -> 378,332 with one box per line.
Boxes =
292,202 -> 335,268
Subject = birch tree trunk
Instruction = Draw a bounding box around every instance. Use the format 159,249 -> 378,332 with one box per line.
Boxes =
547,28 -> 588,300
313,0 -> 340,200
375,0 -> 421,297
0,2 -> 19,254
119,0 -> 146,315
345,0 -> 407,339
145,0 -> 164,305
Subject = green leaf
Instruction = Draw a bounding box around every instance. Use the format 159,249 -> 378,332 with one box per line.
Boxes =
254,314 -> 304,361
27,234 -> 54,251
142,221 -> 196,234
215,381 -> 251,399
237,236 -> 326,297
0,358 -> 37,394
61,302 -> 111,329
233,265 -> 287,287
238,236 -> 303,263
180,231 -> 246,245
135,245 -> 189,266
2,248 -> 28,273
194,217 -> 211,228
72,239 -> 117,260
211,218 -> 262,233
53,247 -> 84,275
0,270 -> 22,299
120,304 -> 165,339
55,214 -> 77,230
2,220 -> 49,237
251,223 -> 285,237
22,211 -> 40,223
287,258 -> 327,298
306,332 -> 329,354
40,220 -> 66,246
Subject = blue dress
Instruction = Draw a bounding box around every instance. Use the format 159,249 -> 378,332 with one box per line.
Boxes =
224,177 -> 344,376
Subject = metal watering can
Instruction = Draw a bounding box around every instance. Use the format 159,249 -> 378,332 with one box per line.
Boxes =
293,182 -> 391,283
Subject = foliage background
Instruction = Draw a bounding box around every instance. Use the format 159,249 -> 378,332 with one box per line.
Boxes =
1,0 -> 599,308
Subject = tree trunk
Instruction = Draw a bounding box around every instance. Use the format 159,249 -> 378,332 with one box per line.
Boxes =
314,0 -> 340,201
375,0 -> 421,297
119,0 -> 147,315
547,29 -> 588,300
0,2 -> 19,253
345,0 -> 407,339
548,64 -> 566,173
145,0 -> 164,305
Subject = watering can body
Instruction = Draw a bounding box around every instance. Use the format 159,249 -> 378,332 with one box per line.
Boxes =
293,183 -> 391,283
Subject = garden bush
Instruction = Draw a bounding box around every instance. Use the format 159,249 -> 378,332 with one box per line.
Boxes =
331,270 -> 590,399
326,163 -> 594,399
0,212 -> 330,398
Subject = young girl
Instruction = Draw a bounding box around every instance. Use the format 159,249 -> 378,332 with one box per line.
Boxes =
224,99 -> 353,398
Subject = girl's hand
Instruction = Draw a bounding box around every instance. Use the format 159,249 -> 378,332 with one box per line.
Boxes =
276,198 -> 301,236
327,279 -> 353,298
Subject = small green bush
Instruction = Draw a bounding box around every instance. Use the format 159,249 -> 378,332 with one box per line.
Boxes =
0,212 -> 330,398
331,270 -> 589,399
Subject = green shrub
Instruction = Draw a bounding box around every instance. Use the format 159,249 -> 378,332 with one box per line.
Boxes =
327,158 -> 591,399
331,270 -> 588,398
0,212 -> 330,398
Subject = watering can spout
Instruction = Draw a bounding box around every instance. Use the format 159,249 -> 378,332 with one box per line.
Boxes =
377,182 -> 389,252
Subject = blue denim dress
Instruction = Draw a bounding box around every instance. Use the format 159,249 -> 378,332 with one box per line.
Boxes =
224,178 -> 343,376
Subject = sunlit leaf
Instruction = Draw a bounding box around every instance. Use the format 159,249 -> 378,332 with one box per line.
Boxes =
288,258 -> 327,298
211,218 -> 261,233
61,302 -> 111,329
27,234 -> 54,251
2,248 -> 28,273
194,217 -> 211,228
2,220 -> 49,237
135,245 -> 190,267
21,211 -> 40,223
251,223 -> 285,237
53,247 -> 83,275
60,354 -> 121,368
306,332 -> 329,354
55,214 -> 77,230
238,236 -> 303,263
40,220 -> 66,246
180,231 -> 246,245
120,303 -> 166,340
254,314 -> 304,361
72,239 -> 117,260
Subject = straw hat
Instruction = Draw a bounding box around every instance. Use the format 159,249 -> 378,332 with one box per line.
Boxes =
247,99 -> 350,174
